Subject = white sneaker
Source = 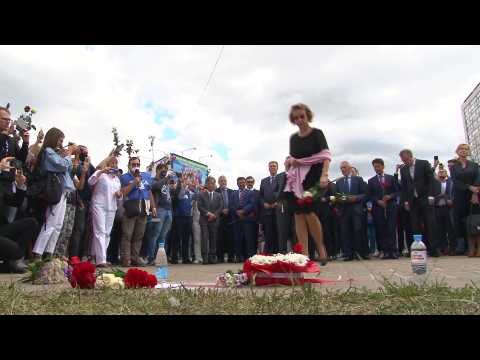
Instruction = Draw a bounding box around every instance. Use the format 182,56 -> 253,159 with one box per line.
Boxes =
193,260 -> 202,264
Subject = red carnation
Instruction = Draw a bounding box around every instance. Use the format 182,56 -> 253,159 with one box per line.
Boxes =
304,197 -> 313,205
296,198 -> 305,206
124,268 -> 157,288
70,256 -> 81,266
293,243 -> 304,254
70,261 -> 96,289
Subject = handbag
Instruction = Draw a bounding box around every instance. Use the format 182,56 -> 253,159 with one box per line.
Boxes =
466,204 -> 480,236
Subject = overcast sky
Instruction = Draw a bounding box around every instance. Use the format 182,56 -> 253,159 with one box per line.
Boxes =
1,45 -> 478,188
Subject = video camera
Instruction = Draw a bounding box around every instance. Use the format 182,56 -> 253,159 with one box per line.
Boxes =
14,105 -> 37,133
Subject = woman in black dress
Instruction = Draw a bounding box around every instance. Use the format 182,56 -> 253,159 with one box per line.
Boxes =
286,103 -> 330,265
450,143 -> 480,257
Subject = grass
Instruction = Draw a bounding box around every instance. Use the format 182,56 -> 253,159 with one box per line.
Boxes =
1,279 -> 480,314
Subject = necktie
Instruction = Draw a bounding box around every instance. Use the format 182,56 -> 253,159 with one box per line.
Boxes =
239,190 -> 246,207
379,175 -> 385,186
346,177 -> 351,193
223,189 -> 228,207
270,176 -> 274,185
210,192 -> 213,201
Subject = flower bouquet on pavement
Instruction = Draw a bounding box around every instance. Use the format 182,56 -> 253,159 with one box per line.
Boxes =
242,244 -> 334,286
216,270 -> 249,288
22,257 -> 70,285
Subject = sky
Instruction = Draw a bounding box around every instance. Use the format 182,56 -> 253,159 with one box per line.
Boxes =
0,45 -> 479,189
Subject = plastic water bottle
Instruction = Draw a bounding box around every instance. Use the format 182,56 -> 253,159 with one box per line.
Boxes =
155,243 -> 169,283
411,234 -> 427,275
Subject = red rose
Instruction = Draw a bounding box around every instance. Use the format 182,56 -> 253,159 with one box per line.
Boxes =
70,261 -> 96,289
70,256 -> 81,266
125,268 -> 157,288
293,243 -> 304,254
304,197 -> 313,205
296,198 -> 305,206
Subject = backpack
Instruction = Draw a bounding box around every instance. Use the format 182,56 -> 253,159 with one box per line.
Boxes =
26,165 -> 63,206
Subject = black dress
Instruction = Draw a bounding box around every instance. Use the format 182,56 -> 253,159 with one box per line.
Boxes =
451,160 -> 480,241
287,128 -> 329,214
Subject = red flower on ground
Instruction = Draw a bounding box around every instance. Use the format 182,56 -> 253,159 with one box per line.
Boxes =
70,256 -> 81,266
293,243 -> 304,254
70,261 -> 96,289
124,268 -> 157,288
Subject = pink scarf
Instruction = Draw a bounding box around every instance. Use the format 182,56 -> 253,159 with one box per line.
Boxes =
284,149 -> 332,199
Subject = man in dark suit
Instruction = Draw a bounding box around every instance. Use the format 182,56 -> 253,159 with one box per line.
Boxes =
433,168 -> 456,254
215,175 -> 235,263
246,176 -> 260,254
197,176 -> 223,264
336,161 -> 369,261
274,158 -> 296,254
259,161 -> 280,254
399,149 -> 439,256
0,157 -> 38,273
230,177 -> 255,262
368,158 -> 400,259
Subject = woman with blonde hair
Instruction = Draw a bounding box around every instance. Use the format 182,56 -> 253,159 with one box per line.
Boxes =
88,155 -> 122,267
284,103 -> 332,265
450,143 -> 480,256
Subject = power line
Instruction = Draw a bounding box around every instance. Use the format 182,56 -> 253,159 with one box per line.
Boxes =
198,45 -> 225,102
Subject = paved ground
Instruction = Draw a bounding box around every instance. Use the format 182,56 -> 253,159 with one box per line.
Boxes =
3,256 -> 480,291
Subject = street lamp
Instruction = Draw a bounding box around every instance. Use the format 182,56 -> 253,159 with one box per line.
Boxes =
180,147 -> 197,155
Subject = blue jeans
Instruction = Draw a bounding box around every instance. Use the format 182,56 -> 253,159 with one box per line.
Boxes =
145,209 -> 172,262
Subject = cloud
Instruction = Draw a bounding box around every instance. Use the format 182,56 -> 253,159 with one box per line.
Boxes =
1,45 -> 478,187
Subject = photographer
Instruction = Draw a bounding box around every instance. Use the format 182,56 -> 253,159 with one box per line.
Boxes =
88,155 -> 122,267
0,107 -> 29,172
0,157 -> 38,273
144,163 -> 173,266
32,128 -> 77,260
69,145 -> 96,261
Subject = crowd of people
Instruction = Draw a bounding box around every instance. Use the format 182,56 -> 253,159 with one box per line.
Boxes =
0,102 -> 479,275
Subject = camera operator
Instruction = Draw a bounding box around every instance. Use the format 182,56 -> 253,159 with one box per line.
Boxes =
0,107 -> 29,172
69,145 -> 96,261
0,157 -> 38,273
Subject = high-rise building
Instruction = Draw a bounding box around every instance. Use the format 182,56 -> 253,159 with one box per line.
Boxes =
462,82 -> 480,162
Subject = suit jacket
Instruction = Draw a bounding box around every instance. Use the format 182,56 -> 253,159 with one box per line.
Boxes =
215,187 -> 235,220
335,175 -> 367,215
367,173 -> 399,210
230,188 -> 255,222
274,172 -> 288,201
259,175 -> 279,217
433,178 -> 453,206
197,191 -> 223,225
248,189 -> 260,222
399,159 -> 435,205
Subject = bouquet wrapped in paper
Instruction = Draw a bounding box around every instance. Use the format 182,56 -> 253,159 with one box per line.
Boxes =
242,244 -> 334,286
